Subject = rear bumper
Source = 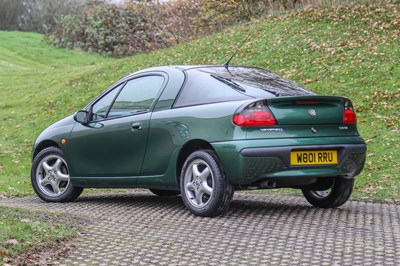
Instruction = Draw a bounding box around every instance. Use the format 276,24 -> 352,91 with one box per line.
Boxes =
211,137 -> 366,186
241,144 -> 366,167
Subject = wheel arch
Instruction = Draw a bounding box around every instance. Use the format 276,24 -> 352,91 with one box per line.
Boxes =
33,140 -> 60,160
176,139 -> 216,183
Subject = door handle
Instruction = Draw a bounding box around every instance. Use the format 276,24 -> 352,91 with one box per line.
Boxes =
131,122 -> 142,131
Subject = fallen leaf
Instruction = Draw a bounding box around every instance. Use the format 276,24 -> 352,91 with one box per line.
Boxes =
0,249 -> 7,257
6,239 -> 18,246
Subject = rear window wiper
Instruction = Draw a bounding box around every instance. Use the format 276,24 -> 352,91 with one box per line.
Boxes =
262,88 -> 280,97
210,74 -> 246,93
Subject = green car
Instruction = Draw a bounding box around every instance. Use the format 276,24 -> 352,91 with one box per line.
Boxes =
31,66 -> 366,217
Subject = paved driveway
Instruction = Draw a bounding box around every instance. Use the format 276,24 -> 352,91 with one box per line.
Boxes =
1,191 -> 399,265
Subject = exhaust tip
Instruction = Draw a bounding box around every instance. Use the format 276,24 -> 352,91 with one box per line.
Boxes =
260,180 -> 277,188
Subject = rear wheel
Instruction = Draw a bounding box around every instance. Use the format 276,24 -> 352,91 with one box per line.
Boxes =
301,177 -> 354,208
180,150 -> 234,217
31,147 -> 83,202
149,189 -> 180,197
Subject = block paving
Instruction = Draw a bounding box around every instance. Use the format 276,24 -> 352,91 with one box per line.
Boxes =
1,191 -> 399,265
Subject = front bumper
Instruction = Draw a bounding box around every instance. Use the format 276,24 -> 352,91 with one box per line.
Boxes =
211,137 -> 366,186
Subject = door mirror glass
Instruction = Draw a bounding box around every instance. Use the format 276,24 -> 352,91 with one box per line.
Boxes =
74,110 -> 89,124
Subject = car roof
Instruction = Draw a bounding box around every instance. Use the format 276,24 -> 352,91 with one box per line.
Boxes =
172,65 -> 265,71
128,65 -> 265,78
131,65 -> 264,71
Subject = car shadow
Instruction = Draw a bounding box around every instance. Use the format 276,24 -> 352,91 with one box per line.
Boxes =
73,192 -> 354,219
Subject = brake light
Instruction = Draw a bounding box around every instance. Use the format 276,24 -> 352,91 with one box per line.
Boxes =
233,102 -> 277,126
343,101 -> 357,124
296,100 -> 320,105
343,109 -> 357,124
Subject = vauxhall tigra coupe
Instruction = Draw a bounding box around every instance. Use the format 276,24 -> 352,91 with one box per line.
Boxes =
31,66 -> 366,217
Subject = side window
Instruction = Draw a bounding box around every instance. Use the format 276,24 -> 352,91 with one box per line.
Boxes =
91,84 -> 122,121
174,71 -> 251,107
107,76 -> 164,118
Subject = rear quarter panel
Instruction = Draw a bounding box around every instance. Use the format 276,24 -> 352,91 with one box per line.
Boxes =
141,101 -> 247,176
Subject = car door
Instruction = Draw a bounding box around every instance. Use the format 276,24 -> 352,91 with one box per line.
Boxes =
69,74 -> 166,178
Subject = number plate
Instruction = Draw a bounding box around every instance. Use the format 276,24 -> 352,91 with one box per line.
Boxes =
290,150 -> 338,166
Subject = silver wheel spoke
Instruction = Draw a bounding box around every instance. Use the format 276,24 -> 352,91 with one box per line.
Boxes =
195,190 -> 204,206
199,167 -> 210,182
56,171 -> 69,182
186,182 -> 196,191
53,159 -> 62,171
200,182 -> 212,195
42,161 -> 52,173
50,181 -> 61,194
319,191 -> 328,197
40,178 -> 51,187
188,190 -> 195,201
311,190 -> 330,199
317,191 -> 328,197
192,163 -> 202,178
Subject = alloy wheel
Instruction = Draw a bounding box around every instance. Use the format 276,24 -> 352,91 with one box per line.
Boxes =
36,154 -> 70,197
183,159 -> 214,208
308,178 -> 335,199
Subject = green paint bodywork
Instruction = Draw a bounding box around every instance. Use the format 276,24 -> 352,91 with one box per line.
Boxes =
33,66 -> 366,191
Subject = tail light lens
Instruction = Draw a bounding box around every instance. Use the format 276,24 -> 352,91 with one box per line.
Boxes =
343,101 -> 357,124
233,101 -> 277,126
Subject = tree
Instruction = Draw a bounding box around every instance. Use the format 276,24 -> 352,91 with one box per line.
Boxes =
0,0 -> 85,33
0,0 -> 23,31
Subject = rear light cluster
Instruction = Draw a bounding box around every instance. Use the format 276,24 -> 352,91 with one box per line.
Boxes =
233,99 -> 357,126
233,101 -> 277,127
343,101 -> 357,124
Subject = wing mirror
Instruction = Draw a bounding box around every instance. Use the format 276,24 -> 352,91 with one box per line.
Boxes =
73,110 -> 89,124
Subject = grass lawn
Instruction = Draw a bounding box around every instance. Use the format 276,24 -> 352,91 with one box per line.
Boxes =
0,31 -> 113,196
0,207 -> 81,264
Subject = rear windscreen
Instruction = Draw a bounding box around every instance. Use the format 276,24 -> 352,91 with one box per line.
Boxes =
195,67 -> 315,98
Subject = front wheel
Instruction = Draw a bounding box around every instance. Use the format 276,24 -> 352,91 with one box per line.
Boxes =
180,150 -> 234,217
301,177 -> 354,208
31,147 -> 83,202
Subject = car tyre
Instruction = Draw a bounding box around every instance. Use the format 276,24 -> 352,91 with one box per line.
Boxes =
149,189 -> 180,197
31,147 -> 83,202
180,150 -> 234,217
301,177 -> 354,208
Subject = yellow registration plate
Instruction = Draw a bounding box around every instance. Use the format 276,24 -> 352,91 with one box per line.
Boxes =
290,150 -> 338,166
